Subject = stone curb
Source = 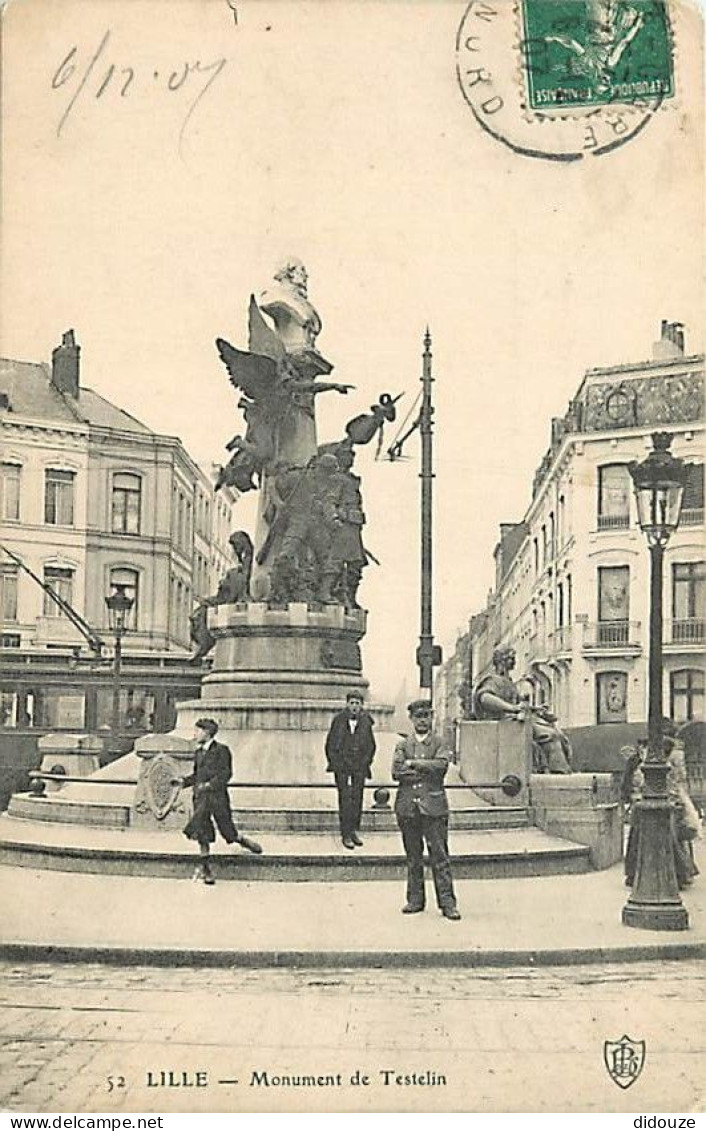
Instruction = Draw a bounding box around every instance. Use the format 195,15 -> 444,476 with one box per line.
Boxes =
1,941 -> 704,969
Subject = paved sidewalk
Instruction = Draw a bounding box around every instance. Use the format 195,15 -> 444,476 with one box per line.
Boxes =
1,862 -> 703,967
1,959 -> 704,1113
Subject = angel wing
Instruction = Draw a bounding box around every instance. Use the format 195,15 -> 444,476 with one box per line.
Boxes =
248,295 -> 286,363
215,337 -> 278,403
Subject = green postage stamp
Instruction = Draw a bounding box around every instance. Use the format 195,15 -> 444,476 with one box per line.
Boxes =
520,0 -> 674,110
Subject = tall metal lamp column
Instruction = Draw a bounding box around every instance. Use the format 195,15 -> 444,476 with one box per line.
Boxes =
105,583 -> 134,746
623,432 -> 690,931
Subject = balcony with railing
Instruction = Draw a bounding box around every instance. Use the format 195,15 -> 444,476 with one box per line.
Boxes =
582,620 -> 642,653
597,513 -> 630,531
680,508 -> 704,527
553,625 -> 574,655
665,618 -> 705,647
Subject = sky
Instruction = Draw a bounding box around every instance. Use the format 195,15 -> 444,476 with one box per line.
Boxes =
1,0 -> 704,702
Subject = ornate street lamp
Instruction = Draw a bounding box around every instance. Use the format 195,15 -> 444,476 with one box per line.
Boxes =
623,432 -> 689,931
105,583 -> 134,743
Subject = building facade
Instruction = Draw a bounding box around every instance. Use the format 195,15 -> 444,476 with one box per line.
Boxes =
0,331 -> 237,739
438,322 -> 704,735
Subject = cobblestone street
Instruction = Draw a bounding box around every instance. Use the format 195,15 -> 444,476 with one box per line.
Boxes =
1,959 -> 704,1114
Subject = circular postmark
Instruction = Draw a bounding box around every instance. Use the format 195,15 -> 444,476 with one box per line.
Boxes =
456,0 -> 674,161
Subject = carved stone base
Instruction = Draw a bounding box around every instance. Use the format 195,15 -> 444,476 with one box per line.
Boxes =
205,600 -> 368,701
171,601 -> 396,812
131,734 -> 194,831
37,733 -> 102,793
622,902 -> 690,931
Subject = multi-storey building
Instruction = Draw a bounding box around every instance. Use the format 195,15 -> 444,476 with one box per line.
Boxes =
439,322 -> 704,734
0,331 -> 237,740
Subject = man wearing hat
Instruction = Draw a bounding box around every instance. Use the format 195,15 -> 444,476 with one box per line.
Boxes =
176,718 -> 262,884
392,700 -> 461,920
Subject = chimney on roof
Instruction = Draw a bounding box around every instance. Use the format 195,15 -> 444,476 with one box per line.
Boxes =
653,320 -> 685,360
51,330 -> 80,398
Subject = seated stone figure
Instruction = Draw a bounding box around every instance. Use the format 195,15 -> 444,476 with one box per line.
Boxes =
473,645 -> 572,774
189,532 -> 253,661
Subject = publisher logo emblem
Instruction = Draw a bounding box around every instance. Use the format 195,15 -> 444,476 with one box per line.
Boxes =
604,1035 -> 646,1088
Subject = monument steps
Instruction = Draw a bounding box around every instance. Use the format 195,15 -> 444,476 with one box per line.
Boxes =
6,793 -> 531,833
0,815 -> 591,881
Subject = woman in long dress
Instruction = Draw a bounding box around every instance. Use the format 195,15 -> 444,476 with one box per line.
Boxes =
666,737 -> 701,887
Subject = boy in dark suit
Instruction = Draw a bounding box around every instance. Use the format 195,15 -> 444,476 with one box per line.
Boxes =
177,718 -> 262,884
392,699 -> 460,919
325,691 -> 376,849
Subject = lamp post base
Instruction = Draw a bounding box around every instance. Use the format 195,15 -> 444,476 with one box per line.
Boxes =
622,902 -> 689,931
622,776 -> 690,932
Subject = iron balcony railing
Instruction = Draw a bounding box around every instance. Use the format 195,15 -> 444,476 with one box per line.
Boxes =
680,508 -> 704,526
667,618 -> 705,645
583,620 -> 641,649
597,514 -> 630,531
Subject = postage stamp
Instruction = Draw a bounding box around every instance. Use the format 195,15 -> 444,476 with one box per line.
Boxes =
455,0 -> 676,162
520,0 -> 674,111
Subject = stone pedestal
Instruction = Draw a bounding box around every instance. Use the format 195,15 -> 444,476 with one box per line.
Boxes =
531,773 -> 623,869
173,602 -> 396,813
131,734 -> 195,830
456,719 -> 533,805
38,733 -> 102,792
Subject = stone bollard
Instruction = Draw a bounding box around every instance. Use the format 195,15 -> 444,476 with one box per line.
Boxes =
131,733 -> 196,830
37,733 -> 103,793
530,772 -> 622,869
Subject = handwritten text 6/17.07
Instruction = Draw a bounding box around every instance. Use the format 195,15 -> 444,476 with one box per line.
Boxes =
52,30 -> 228,151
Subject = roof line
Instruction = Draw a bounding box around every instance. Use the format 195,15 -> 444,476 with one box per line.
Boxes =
81,386 -> 151,432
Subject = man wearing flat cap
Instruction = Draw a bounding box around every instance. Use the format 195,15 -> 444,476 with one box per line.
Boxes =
392,699 -> 460,920
176,718 -> 263,884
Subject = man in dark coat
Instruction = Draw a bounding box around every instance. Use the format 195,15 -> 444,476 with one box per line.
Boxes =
178,718 -> 262,884
392,699 -> 460,920
325,691 -> 376,849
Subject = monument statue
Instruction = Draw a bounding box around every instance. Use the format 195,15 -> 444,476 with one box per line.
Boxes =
268,452 -> 344,605
189,531 -> 254,661
473,645 -> 573,774
259,257 -> 330,374
327,442 -> 369,609
211,261 -> 397,608
344,393 -> 403,456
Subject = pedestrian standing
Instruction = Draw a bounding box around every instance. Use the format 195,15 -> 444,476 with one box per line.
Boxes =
392,699 -> 460,920
325,691 -> 376,849
176,718 -> 262,885
623,738 -> 646,886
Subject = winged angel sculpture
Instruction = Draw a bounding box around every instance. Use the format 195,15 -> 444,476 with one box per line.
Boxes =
216,263 -> 353,492
211,260 -> 400,605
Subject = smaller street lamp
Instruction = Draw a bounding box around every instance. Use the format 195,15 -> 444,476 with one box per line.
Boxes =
105,583 -> 134,745
623,432 -> 690,931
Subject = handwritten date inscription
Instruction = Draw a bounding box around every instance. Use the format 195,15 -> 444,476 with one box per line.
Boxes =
52,30 -> 227,148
